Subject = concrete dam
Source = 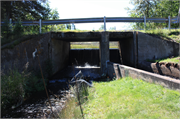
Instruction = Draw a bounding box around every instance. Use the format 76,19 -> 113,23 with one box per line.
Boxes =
1,31 -> 179,79
2,31 -> 180,118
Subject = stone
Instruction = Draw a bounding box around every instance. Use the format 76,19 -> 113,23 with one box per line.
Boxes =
56,106 -> 61,110
28,110 -> 33,114
46,109 -> 51,115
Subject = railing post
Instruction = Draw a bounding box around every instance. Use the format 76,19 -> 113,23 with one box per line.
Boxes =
168,16 -> 171,30
144,16 -> 146,30
104,16 -> 106,31
10,18 -> 12,31
39,19 -> 42,33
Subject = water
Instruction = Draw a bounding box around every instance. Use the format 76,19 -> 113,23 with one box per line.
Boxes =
2,63 -> 100,118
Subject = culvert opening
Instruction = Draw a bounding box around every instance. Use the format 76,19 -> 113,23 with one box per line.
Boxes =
69,42 -> 100,66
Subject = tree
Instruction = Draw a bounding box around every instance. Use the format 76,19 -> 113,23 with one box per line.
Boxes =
109,26 -> 116,30
1,1 -> 50,21
99,25 -> 104,30
125,0 -> 179,29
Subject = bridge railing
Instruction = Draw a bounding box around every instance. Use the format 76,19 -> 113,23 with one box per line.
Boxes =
1,16 -> 179,33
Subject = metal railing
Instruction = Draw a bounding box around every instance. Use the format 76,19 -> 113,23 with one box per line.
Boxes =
1,16 -> 179,33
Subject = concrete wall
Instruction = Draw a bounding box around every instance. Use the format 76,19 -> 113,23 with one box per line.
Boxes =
1,33 -> 51,76
1,33 -> 70,77
51,39 -> 70,74
118,38 -> 134,67
107,62 -> 180,90
138,32 -> 179,64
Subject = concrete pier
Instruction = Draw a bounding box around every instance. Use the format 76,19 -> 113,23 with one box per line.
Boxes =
100,32 -> 109,74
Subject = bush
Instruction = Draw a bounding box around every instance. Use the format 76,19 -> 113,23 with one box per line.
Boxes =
24,73 -> 47,97
13,20 -> 24,37
1,68 -> 27,109
1,64 -> 48,109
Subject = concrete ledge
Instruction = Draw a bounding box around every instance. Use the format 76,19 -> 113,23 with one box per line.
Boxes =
51,32 -> 133,41
107,62 -> 180,90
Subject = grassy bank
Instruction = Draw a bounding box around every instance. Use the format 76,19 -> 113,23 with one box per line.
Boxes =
139,29 -> 180,43
147,56 -> 180,64
83,77 -> 180,118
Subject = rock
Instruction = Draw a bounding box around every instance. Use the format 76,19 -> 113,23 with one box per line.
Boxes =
28,110 -> 33,114
46,109 -> 51,115
56,106 -> 61,110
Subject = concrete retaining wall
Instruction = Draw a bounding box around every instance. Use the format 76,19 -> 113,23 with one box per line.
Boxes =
118,38 -> 134,67
138,32 -> 179,64
107,62 -> 180,90
1,33 -> 51,76
51,39 -> 70,74
1,33 -> 70,76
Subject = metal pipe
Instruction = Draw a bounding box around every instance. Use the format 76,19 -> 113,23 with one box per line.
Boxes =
104,16 -> 106,31
168,16 -> 171,30
39,19 -> 42,33
144,16 -> 146,30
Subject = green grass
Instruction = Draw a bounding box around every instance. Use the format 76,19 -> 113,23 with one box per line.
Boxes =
147,56 -> 180,64
70,44 -> 118,49
83,77 -> 180,119
138,29 -> 180,43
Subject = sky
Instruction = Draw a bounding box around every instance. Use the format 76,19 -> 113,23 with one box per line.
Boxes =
49,0 -> 134,30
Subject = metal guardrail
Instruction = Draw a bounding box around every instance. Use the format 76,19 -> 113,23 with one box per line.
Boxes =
1,16 -> 179,33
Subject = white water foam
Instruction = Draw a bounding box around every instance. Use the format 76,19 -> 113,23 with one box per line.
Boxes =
75,62 -> 100,68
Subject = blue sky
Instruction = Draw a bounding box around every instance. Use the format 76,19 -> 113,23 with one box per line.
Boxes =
49,0 -> 134,30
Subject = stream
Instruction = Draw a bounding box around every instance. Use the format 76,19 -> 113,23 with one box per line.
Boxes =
2,64 -> 101,118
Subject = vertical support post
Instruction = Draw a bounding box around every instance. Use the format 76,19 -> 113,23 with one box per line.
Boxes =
133,31 -> 138,68
168,16 -> 171,30
118,41 -> 123,65
104,16 -> 106,31
144,16 -> 146,30
39,19 -> 42,34
100,32 -> 109,74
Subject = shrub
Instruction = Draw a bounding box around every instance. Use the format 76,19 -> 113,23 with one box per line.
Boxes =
1,68 -> 27,109
1,63 -> 48,109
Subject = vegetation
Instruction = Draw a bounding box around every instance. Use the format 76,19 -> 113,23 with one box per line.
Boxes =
147,56 -> 180,64
138,29 -> 180,43
126,0 -> 179,29
1,0 -> 73,46
58,98 -> 82,118
1,62 -> 49,110
83,77 -> 180,119
71,42 -> 118,49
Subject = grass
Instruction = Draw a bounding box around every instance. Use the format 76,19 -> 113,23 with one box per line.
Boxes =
138,29 -> 180,43
147,56 -> 180,64
58,98 -> 82,118
83,77 -> 180,119
70,44 -> 118,49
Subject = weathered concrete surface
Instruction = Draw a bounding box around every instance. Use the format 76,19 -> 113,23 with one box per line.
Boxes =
138,61 -> 180,79
138,32 -> 179,64
1,33 -> 70,76
51,32 -> 133,42
100,32 -> 109,73
1,33 -> 51,76
107,62 -> 180,90
51,39 -> 70,74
